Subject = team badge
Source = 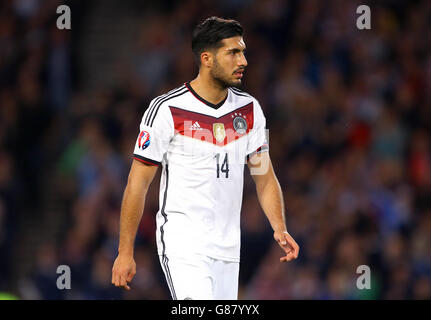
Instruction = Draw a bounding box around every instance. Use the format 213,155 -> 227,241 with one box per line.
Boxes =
138,130 -> 150,150
213,123 -> 226,143
233,116 -> 247,134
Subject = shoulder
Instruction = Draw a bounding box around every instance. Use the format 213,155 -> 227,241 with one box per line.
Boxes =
229,87 -> 261,107
229,87 -> 265,115
149,84 -> 189,110
143,84 -> 189,126
228,86 -> 254,99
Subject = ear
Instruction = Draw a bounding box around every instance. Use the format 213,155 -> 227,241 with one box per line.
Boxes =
200,51 -> 213,68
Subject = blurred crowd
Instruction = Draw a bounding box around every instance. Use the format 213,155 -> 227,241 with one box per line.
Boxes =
1,0 -> 431,299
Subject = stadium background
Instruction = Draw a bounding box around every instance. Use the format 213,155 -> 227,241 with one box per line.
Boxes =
1,0 -> 431,299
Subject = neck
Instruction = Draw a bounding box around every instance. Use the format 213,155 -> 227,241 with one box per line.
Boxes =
189,73 -> 228,105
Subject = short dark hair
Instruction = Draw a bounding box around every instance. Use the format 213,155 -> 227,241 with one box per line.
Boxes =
192,16 -> 243,66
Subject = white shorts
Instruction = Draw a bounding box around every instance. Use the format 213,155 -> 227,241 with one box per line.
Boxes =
158,254 -> 239,300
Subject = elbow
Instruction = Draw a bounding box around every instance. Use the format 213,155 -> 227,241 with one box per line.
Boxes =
256,174 -> 279,193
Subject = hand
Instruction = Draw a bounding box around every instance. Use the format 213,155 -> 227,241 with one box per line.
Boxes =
274,230 -> 299,262
112,254 -> 136,290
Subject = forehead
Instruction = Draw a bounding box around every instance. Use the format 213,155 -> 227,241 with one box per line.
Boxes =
219,36 -> 246,49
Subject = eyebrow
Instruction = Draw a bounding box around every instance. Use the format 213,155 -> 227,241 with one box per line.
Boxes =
226,47 -> 246,53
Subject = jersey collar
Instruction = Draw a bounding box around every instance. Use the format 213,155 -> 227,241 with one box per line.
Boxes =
185,82 -> 228,110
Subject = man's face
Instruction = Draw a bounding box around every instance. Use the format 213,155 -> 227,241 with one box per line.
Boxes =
209,36 -> 248,88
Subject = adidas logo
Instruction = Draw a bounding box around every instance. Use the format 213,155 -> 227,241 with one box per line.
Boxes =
190,121 -> 203,130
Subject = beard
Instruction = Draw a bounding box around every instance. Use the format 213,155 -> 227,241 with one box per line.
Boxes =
210,58 -> 242,88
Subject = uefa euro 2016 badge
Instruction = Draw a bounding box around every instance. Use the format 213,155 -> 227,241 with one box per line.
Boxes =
138,130 -> 150,150
232,114 -> 247,134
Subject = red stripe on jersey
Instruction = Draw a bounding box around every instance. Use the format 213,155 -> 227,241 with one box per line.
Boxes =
133,156 -> 160,166
169,103 -> 254,146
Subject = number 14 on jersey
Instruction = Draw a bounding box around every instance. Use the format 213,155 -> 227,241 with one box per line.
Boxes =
215,153 -> 229,178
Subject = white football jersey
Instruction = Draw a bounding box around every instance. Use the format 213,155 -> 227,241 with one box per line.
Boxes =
133,82 -> 269,262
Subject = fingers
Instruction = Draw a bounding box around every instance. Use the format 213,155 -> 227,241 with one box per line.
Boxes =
112,273 -> 130,290
276,232 -> 299,263
278,237 -> 288,247
112,268 -> 119,287
280,251 -> 298,262
275,235 -> 289,250
124,268 -> 136,290
112,265 -> 134,290
126,268 -> 136,283
280,245 -> 298,262
276,234 -> 295,252
119,274 -> 127,289
111,268 -> 115,285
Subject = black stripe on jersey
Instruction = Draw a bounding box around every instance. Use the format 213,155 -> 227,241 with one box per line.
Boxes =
229,87 -> 251,98
159,165 -> 169,256
230,90 -> 249,98
133,154 -> 161,166
163,256 -> 177,300
144,85 -> 186,126
230,86 -> 249,94
160,165 -> 169,257
246,144 -> 269,161
159,164 -> 177,300
148,88 -> 188,127
145,86 -> 187,127
161,256 -> 175,299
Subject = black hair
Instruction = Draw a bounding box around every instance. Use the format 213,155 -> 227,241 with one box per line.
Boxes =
191,16 -> 243,66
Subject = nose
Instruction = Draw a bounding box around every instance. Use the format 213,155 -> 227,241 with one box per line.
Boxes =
239,52 -> 248,67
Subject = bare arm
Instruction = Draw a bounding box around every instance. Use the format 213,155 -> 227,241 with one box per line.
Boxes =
248,151 -> 299,262
112,159 -> 158,289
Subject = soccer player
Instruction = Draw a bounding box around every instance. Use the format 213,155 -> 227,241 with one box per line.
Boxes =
112,16 -> 299,300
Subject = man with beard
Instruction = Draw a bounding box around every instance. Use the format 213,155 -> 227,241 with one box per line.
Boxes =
112,16 -> 299,300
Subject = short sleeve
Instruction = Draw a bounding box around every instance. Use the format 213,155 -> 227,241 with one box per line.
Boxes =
133,102 -> 173,166
246,99 -> 269,158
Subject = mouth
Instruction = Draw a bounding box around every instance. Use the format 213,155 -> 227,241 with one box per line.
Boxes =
233,69 -> 244,79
